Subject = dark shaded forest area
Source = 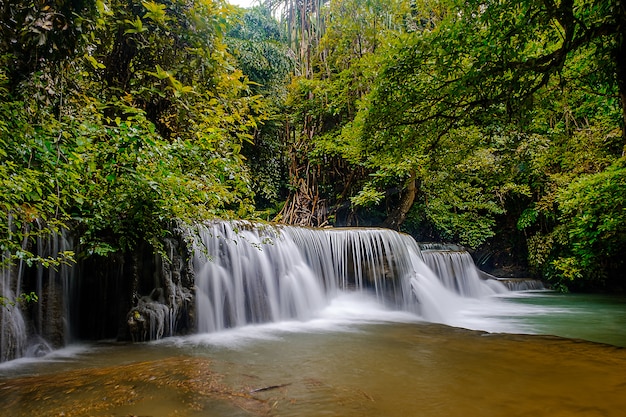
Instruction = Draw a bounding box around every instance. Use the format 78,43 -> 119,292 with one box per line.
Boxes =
2,0 -> 625,294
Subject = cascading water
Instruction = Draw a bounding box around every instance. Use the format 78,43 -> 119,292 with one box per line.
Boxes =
193,223 -> 329,333
0,258 -> 27,363
419,245 -> 508,297
0,229 -> 73,363
33,229 -> 74,350
192,222 -> 506,332
2,221 -> 527,364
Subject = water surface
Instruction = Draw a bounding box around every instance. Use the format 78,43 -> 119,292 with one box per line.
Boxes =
1,291 -> 625,417
498,292 -> 626,346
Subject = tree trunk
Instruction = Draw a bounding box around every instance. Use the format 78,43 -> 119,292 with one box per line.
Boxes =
620,91 -> 626,156
617,57 -> 626,155
382,171 -> 418,230
616,12 -> 626,154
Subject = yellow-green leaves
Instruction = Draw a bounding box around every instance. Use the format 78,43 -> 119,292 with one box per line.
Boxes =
85,54 -> 106,70
124,16 -> 146,34
142,1 -> 169,26
1,0 -> 266,263
147,65 -> 195,97
350,185 -> 385,208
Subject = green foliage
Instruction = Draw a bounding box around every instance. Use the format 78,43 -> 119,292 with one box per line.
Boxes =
0,292 -> 39,309
281,0 -> 413,226
226,6 -> 294,209
0,0 -> 96,87
0,65 -> 75,268
1,0 -> 625,293
283,0 -> 626,287
227,6 -> 293,95
0,0 -> 265,268
511,77 -> 623,288
517,206 -> 538,231
350,184 -> 385,208
551,159 -> 626,287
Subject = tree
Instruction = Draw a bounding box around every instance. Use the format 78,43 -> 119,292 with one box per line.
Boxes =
0,0 -> 96,88
278,0 -> 413,226
273,0 -> 329,77
354,0 -> 625,282
364,0 -> 626,148
550,159 -> 626,289
226,6 -> 294,211
0,0 -> 265,264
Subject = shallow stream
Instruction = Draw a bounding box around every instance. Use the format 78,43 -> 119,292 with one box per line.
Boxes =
1,291 -> 625,417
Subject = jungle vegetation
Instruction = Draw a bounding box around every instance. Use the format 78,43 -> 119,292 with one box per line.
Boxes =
1,0 -> 625,292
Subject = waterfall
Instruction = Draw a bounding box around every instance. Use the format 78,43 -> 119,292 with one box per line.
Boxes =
2,220 -> 528,363
419,245 -> 508,297
193,223 -> 329,332
192,222 -> 505,332
0,229 -> 73,363
0,257 -> 27,362
35,229 -> 74,350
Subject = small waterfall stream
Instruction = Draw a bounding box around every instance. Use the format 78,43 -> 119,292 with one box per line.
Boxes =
0,260 -> 27,363
419,244 -> 508,297
1,230 -> 73,362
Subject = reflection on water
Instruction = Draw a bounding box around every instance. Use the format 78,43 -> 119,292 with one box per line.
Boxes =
1,292 -> 626,417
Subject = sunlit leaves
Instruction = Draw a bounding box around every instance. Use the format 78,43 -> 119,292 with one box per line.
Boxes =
142,0 -> 169,26
124,16 -> 146,34
350,185 -> 385,207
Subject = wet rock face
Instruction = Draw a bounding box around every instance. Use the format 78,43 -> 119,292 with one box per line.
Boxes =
0,228 -> 200,351
1,227 -> 200,362
125,232 -> 196,342
127,287 -> 185,342
127,290 -> 169,342
40,282 -> 65,348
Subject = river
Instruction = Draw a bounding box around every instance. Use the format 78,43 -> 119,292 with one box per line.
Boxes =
1,290 -> 625,417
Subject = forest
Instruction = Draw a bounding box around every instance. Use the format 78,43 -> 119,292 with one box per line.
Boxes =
1,0 -> 625,294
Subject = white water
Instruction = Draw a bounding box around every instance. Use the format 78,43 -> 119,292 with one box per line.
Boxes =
191,222 -> 526,337
0,259 -> 27,363
0,230 -> 73,363
193,223 -> 328,333
0,221 -> 549,365
420,248 -> 508,297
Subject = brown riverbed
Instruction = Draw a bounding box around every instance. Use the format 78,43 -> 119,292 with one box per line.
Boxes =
0,356 -> 271,416
2,321 -> 626,417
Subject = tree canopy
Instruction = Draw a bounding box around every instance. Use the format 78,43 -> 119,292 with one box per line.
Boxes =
1,0 -> 263,266
1,0 -> 625,292
280,0 -> 625,290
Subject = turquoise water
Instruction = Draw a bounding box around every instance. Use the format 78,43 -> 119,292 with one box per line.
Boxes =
498,291 -> 626,347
